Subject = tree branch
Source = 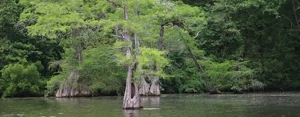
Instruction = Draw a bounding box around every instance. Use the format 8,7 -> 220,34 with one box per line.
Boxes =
292,0 -> 300,29
282,15 -> 296,27
107,0 -> 121,8
193,31 -> 201,39
295,0 -> 300,5
112,34 -> 124,39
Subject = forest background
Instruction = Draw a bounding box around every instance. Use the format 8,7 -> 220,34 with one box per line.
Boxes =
0,0 -> 299,99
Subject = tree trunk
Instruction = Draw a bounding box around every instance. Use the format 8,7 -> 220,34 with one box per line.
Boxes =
134,32 -> 151,96
187,47 -> 221,94
122,4 -> 141,109
149,76 -> 160,96
139,76 -> 150,96
122,64 -> 141,109
148,25 -> 165,96
55,70 -> 91,97
158,25 -> 164,50
56,43 -> 91,97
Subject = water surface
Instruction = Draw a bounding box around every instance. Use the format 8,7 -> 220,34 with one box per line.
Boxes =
1,93 -> 300,117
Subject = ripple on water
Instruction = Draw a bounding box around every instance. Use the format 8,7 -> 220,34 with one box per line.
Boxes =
2,94 -> 300,117
143,108 -> 160,110
16,114 -> 24,117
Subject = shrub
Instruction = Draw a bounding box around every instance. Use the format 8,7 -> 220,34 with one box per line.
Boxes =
0,63 -> 43,97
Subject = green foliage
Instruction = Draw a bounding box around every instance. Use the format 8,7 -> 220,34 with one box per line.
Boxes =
19,0 -> 110,39
161,51 -> 205,93
46,46 -> 79,94
81,45 -> 126,95
136,47 -> 169,78
181,79 -> 204,93
46,72 -> 66,94
0,0 -> 21,25
46,45 -> 126,95
178,59 -> 205,93
0,63 -> 43,97
0,0 -> 64,97
1,0 -> 299,97
203,60 -> 254,91
188,0 -> 300,91
19,0 -> 114,96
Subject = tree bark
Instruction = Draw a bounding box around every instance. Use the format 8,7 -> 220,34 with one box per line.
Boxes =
139,76 -> 150,96
122,60 -> 141,109
56,43 -> 91,97
122,3 -> 141,109
149,76 -> 160,95
122,65 -> 141,109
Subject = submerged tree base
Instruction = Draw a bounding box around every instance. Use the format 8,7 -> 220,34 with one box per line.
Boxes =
55,70 -> 91,98
56,88 -> 91,98
209,88 -> 222,94
123,83 -> 142,109
139,76 -> 150,96
149,76 -> 160,96
123,97 -> 142,109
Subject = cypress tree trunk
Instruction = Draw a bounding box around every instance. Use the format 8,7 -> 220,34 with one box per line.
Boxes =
139,76 -> 150,96
148,25 -> 165,96
122,65 -> 141,109
55,70 -> 91,97
134,31 -> 150,96
149,76 -> 160,95
122,48 -> 141,108
122,4 -> 141,109
56,43 -> 91,97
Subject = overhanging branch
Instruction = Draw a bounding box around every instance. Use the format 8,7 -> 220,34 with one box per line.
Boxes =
107,0 -> 121,7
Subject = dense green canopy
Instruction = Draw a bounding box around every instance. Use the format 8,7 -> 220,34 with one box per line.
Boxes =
0,0 -> 300,97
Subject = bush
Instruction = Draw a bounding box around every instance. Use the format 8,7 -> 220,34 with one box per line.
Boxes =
203,60 -> 254,92
161,59 -> 205,93
0,63 -> 43,97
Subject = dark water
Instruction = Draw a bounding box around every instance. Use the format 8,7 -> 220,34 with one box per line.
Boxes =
1,93 -> 300,117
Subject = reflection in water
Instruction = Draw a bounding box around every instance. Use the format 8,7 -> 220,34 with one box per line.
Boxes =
150,97 -> 160,108
123,96 -> 161,117
123,109 -> 140,117
141,96 -> 160,108
2,93 -> 300,117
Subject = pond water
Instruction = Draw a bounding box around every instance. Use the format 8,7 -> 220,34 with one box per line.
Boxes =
1,93 -> 300,117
